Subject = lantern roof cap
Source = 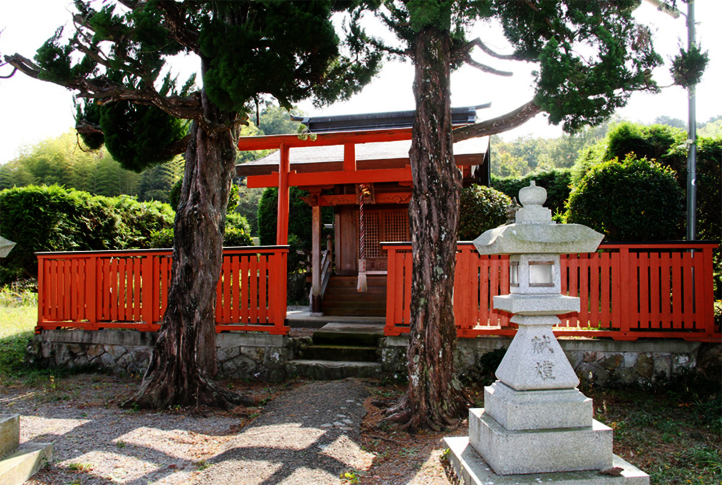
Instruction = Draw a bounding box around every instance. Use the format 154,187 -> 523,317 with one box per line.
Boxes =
473,181 -> 603,255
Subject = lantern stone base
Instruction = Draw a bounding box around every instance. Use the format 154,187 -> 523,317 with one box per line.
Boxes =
469,408 -> 613,475
484,382 -> 592,430
444,436 -> 650,485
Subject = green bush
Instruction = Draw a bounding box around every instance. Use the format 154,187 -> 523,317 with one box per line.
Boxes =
491,169 -> 571,216
458,184 -> 511,240
566,155 -> 684,241
149,211 -> 253,248
0,185 -> 174,284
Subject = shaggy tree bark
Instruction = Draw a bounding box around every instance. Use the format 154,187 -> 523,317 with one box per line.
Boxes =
385,27 -> 470,431
126,69 -> 250,409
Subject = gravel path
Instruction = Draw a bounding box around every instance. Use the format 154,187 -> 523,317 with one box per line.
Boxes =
191,380 -> 373,484
1,376 -> 389,484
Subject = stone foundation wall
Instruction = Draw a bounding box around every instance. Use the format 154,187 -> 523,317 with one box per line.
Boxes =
381,336 -> 716,387
27,330 -> 293,382
27,330 -> 718,387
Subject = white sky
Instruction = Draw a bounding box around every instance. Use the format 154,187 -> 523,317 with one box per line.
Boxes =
1,1 -> 720,164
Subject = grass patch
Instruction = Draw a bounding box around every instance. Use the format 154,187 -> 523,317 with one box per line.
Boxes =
0,286 -> 38,382
591,371 -> 722,485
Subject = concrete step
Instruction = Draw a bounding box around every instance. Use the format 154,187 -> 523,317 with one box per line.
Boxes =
312,323 -> 385,347
299,344 -> 379,362
0,443 -> 53,485
0,414 -> 53,485
322,307 -> 386,317
0,416 -> 19,459
287,359 -> 383,380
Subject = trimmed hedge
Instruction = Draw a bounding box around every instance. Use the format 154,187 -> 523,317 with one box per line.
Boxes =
566,155 -> 684,241
0,185 -> 174,284
491,169 -> 572,216
458,184 -> 511,240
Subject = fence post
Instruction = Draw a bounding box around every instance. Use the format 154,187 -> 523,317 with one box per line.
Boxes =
701,246 -> 715,337
384,245 -> 398,336
142,254 -> 154,328
617,246 -> 635,340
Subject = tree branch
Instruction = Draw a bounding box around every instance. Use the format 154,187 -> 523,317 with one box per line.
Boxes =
158,1 -> 201,53
452,100 -> 542,142
0,66 -> 17,79
463,53 -> 513,77
456,37 -> 519,61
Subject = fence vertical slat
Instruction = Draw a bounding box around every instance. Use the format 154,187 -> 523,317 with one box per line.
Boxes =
393,250 -> 405,327
701,247 -> 715,335
660,253 -> 672,329
648,252 -> 660,329
671,252 -> 683,329
277,250 -> 288,332
615,248 -> 628,334
250,256 -> 258,324
240,255 -> 249,324
225,256 -> 233,323
142,255 -> 153,325
384,247 -> 397,334
120,258 -> 128,322
70,259 -> 78,321
588,253 -> 600,328
638,252 -> 649,330
600,252 -> 612,329
133,258 -> 141,322
579,255 -> 590,329
37,257 -> 45,326
158,257 -> 168,320
259,255 -> 268,324
403,251 -> 412,326
232,255 -> 240,323
682,251 -> 694,330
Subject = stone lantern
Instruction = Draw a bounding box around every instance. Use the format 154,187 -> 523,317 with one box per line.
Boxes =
444,182 -> 649,484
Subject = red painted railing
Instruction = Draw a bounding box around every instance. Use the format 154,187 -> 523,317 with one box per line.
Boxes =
36,246 -> 289,335
383,242 -> 720,342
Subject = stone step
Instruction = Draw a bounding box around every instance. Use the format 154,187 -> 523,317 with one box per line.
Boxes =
322,307 -> 386,317
287,360 -> 383,380
0,416 -> 19,459
312,323 -> 385,347
0,443 -> 53,485
299,344 -> 379,362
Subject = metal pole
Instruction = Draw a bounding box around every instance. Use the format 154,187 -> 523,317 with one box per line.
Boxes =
686,0 -> 697,241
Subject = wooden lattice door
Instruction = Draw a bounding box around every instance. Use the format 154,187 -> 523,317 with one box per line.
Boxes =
365,209 -> 409,272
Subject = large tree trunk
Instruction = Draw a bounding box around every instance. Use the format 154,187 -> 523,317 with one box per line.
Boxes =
126,72 -> 251,410
385,27 -> 470,431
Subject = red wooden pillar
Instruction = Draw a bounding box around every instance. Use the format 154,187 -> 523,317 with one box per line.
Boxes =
310,193 -> 322,313
276,143 -> 290,245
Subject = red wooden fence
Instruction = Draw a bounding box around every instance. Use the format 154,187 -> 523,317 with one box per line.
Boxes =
36,246 -> 289,335
383,242 -> 720,342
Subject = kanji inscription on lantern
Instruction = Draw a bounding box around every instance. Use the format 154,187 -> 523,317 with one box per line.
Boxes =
535,360 -> 556,381
531,335 -> 554,355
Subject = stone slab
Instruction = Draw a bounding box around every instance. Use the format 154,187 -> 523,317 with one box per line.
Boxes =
444,436 -> 649,485
495,323 -> 580,390
0,443 -> 53,485
469,409 -> 613,475
484,383 -> 593,430
0,416 -> 19,459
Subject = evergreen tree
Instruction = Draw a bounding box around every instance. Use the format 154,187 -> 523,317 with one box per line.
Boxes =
366,0 -> 663,430
4,1 -> 380,409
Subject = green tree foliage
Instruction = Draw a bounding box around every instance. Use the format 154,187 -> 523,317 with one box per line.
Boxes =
457,185 -> 510,240
0,185 -> 173,284
0,131 -> 186,200
491,122 -> 610,178
566,155 -> 684,241
491,169 -> 572,217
